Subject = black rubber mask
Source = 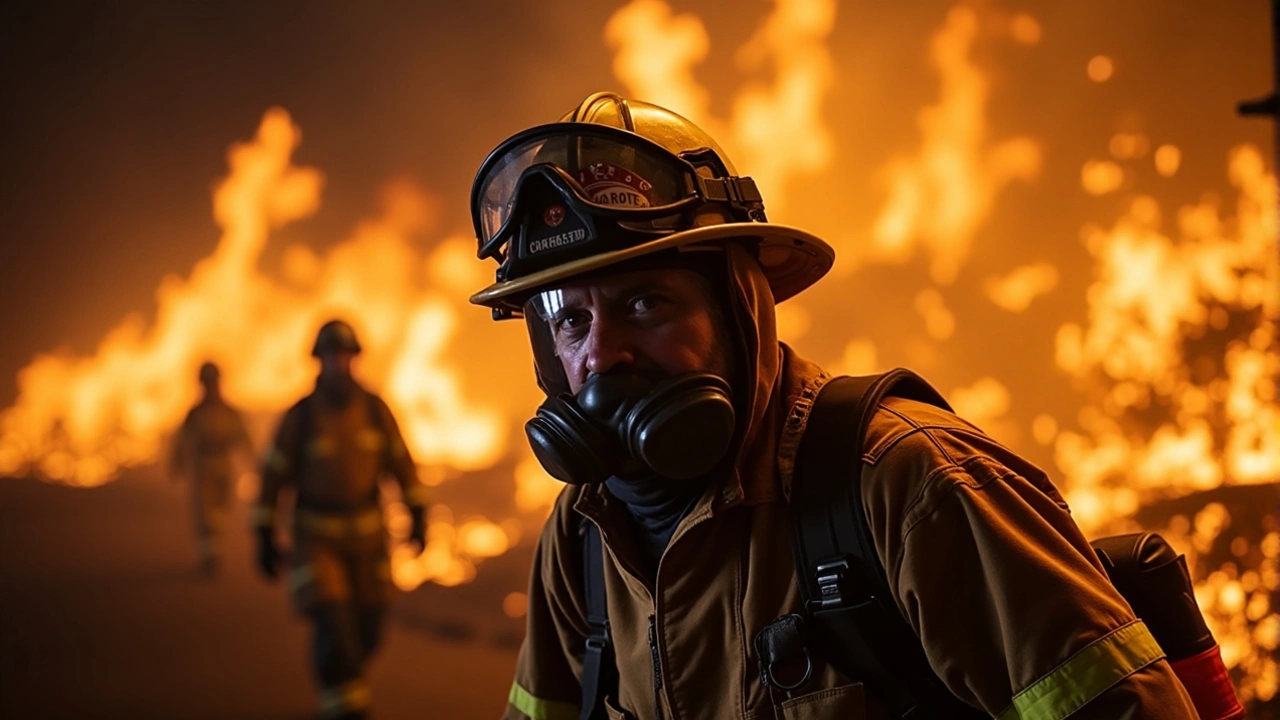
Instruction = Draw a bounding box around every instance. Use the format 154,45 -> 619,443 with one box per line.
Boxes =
525,371 -> 736,485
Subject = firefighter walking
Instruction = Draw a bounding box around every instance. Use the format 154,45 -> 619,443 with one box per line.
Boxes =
252,319 -> 428,720
171,361 -> 252,575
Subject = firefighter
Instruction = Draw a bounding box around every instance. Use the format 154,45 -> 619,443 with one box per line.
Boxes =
469,93 -> 1200,719
170,361 -> 252,575
252,319 -> 428,720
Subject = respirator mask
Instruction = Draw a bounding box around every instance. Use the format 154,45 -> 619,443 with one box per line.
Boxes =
525,370 -> 736,486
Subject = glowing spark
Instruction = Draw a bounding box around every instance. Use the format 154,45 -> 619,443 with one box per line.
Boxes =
1087,55 -> 1114,82
1082,159 -> 1125,195
985,263 -> 1060,312
1155,144 -> 1182,177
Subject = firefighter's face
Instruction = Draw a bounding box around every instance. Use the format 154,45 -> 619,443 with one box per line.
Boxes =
319,350 -> 356,378
536,267 -> 732,394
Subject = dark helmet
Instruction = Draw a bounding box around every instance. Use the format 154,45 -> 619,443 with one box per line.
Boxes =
468,91 -> 834,320
311,319 -> 362,357
198,362 -> 220,385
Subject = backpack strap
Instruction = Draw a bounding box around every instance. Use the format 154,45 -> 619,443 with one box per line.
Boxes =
578,519 -> 616,720
791,369 -> 985,718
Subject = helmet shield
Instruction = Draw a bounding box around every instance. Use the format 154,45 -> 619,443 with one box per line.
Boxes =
473,123 -> 704,250
469,95 -> 835,320
472,123 -> 766,307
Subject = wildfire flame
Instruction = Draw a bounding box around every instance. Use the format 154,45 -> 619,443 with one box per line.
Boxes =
605,0 -> 836,218
1,2 -> 1276,702
864,6 -> 1042,285
1053,145 -> 1279,700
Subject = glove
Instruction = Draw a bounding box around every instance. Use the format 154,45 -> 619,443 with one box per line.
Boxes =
255,527 -> 281,581
408,506 -> 428,555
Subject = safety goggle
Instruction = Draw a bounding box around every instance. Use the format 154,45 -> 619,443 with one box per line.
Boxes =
471,122 -> 764,263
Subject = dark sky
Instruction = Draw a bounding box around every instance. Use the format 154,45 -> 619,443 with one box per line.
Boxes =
0,0 -> 1272,411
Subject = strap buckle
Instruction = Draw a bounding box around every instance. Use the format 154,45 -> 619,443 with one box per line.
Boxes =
585,618 -> 611,649
808,557 -> 855,611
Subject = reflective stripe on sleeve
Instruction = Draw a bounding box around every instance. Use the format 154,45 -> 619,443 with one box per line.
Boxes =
508,682 -> 579,720
996,620 -> 1165,720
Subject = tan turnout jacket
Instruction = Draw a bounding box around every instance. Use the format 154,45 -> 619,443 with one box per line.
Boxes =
505,246 -> 1199,720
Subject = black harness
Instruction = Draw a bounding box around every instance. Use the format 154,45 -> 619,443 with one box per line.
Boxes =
577,369 -> 984,718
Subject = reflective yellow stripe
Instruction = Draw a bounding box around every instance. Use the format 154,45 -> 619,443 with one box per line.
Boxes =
307,437 -> 336,458
508,682 -> 578,720
319,679 -> 371,716
296,507 -> 383,539
996,621 -> 1165,720
356,429 -> 384,451
249,505 -> 275,528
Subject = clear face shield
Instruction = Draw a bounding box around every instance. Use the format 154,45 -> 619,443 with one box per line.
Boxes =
523,291 -> 573,398
519,260 -> 744,485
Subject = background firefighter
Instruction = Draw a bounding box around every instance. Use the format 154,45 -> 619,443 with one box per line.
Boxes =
170,361 -> 253,576
251,319 -> 429,720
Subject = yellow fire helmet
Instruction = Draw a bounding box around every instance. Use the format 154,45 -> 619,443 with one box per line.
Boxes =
468,92 -> 835,320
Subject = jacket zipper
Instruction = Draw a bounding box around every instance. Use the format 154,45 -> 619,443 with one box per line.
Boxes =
647,614 -> 665,720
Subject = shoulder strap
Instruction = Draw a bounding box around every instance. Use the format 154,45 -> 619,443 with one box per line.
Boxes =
791,369 -> 985,718
579,519 -> 615,720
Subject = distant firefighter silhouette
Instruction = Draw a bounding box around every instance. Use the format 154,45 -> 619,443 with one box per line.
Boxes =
170,361 -> 252,575
251,319 -> 429,720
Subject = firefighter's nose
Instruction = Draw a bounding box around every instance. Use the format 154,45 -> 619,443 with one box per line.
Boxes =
583,321 -> 636,377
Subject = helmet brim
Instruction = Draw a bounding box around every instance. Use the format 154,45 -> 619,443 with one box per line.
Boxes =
469,223 -> 834,315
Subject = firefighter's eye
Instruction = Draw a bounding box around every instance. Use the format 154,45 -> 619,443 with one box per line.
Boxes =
629,294 -> 665,314
553,311 -> 590,333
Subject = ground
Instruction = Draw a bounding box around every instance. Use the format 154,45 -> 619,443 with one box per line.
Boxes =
0,470 -> 522,720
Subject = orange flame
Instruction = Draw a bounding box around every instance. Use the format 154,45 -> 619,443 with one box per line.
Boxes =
1055,146 -> 1279,529
0,110 -> 507,486
605,0 -> 835,218
866,7 -> 1042,284
1054,144 -> 1278,701
1,4 -> 1275,696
